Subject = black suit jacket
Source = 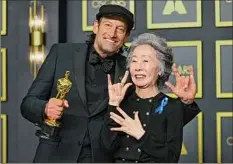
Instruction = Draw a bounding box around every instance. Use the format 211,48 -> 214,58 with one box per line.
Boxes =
21,43 -> 126,162
101,91 -> 200,163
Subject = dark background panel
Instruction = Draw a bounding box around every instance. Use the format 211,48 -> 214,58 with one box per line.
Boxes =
221,117 -> 233,163
221,46 -> 232,92
1,0 -> 59,162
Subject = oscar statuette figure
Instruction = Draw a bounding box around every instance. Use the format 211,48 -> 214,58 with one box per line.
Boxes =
36,71 -> 72,141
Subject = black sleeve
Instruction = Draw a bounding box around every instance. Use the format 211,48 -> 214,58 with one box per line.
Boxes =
182,100 -> 201,126
139,103 -> 183,163
101,105 -> 122,153
20,44 -> 58,125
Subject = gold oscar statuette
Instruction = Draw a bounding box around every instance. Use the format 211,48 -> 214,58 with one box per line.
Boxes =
44,71 -> 72,127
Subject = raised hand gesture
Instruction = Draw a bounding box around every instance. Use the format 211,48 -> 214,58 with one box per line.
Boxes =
108,71 -> 132,106
165,64 -> 197,104
110,107 -> 145,140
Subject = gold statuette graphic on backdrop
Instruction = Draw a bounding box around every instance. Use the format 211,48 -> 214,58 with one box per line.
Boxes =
163,0 -> 187,15
44,71 -> 72,127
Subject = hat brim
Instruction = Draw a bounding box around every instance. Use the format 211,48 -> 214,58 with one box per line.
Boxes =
96,12 -> 134,31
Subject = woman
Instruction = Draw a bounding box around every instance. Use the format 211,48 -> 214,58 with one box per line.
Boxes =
101,33 -> 201,163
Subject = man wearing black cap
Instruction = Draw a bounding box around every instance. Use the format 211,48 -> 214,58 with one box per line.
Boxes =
21,4 -> 200,163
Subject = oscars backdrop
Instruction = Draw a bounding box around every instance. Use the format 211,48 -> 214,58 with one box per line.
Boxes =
1,0 -> 232,163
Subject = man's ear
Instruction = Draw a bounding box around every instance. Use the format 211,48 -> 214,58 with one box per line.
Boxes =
124,32 -> 130,43
93,20 -> 99,34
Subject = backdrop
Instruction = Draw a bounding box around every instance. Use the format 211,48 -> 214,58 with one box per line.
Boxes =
1,0 -> 232,163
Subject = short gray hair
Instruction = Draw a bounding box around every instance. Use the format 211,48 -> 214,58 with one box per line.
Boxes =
126,33 -> 173,90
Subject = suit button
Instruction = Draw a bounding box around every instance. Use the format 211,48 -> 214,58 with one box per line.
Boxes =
137,148 -> 141,152
126,135 -> 129,138
135,161 -> 138,163
34,123 -> 39,127
125,147 -> 129,151
122,158 -> 125,161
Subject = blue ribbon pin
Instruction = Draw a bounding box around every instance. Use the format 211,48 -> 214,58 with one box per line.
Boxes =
154,97 -> 168,114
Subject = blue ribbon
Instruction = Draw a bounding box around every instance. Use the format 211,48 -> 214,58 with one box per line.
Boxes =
154,97 -> 168,114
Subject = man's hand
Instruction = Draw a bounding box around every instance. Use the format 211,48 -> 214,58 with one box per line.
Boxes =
45,98 -> 69,120
165,64 -> 197,104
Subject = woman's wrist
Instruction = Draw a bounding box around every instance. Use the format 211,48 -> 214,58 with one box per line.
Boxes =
136,129 -> 145,140
108,101 -> 119,106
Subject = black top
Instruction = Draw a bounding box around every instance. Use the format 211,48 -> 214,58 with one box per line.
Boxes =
101,87 -> 200,163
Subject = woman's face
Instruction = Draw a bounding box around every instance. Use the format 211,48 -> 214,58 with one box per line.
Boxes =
130,44 -> 160,89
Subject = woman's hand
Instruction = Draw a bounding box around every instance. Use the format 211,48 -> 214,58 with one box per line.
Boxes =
108,71 -> 132,106
165,64 -> 196,104
110,107 -> 145,140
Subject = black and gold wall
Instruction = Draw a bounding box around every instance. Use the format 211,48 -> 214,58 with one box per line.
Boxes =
1,0 -> 232,163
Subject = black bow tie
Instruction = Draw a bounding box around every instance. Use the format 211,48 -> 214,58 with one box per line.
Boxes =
89,52 -> 114,73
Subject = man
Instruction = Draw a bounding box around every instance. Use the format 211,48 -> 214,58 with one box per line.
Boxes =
21,4 -> 200,163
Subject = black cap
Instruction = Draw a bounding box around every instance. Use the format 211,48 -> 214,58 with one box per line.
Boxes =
96,4 -> 134,31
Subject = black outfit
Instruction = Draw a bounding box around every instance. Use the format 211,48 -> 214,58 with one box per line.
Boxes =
101,88 -> 201,163
21,43 -> 200,163
20,43 -> 126,163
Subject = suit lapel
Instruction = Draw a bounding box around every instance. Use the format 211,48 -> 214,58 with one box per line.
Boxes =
73,43 -> 88,109
114,55 -> 127,83
90,54 -> 127,117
